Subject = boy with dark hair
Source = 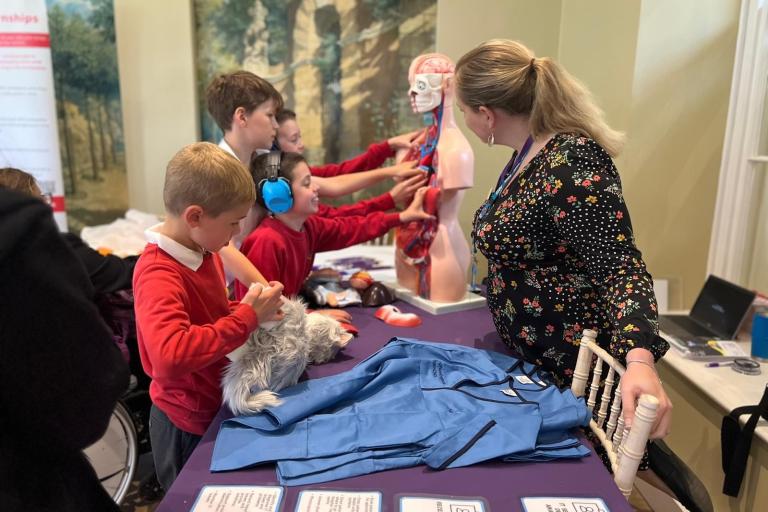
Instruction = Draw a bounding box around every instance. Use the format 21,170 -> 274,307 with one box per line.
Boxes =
235,151 -> 433,299
206,71 -> 284,165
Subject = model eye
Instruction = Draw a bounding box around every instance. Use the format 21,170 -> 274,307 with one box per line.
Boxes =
417,82 -> 426,91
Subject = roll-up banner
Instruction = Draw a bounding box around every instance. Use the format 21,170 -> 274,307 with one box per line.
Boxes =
0,0 -> 67,230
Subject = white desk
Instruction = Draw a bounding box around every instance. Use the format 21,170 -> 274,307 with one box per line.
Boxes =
658,332 -> 768,511
659,334 -> 768,441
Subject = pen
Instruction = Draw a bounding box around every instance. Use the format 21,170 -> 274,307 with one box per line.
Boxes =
704,361 -> 733,368
704,359 -> 762,375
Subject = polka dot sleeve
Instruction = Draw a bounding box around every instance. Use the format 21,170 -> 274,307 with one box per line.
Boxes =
546,138 -> 669,362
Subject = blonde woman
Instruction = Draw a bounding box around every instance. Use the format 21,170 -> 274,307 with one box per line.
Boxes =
455,38 -> 681,481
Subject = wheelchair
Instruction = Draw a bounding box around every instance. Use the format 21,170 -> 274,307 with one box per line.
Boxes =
83,290 -> 153,505
84,400 -> 138,504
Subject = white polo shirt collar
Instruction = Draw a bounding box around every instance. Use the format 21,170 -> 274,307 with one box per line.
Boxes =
218,138 -> 237,159
144,224 -> 204,271
218,138 -> 269,164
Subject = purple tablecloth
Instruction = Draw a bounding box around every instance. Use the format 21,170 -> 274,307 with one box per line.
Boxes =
157,300 -> 631,512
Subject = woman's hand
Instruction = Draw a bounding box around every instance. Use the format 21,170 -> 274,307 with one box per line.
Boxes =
620,348 -> 673,439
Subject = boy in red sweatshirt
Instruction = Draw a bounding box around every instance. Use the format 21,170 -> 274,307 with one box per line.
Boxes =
275,108 -> 419,178
133,142 -> 284,491
275,109 -> 425,219
236,151 -> 433,299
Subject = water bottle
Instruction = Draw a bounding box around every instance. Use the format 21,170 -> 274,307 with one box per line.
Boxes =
751,308 -> 768,361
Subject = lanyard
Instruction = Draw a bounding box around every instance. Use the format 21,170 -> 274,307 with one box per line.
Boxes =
470,135 -> 534,292
489,135 -> 534,203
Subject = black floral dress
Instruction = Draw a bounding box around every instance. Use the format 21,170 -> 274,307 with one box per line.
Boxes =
473,133 -> 669,387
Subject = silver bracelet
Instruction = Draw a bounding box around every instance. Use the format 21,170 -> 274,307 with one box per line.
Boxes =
625,359 -> 664,384
625,359 -> 657,372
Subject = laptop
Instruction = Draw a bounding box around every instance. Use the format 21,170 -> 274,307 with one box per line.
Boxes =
659,275 -> 756,341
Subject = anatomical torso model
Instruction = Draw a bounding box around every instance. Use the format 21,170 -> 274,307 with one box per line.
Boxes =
395,53 -> 474,302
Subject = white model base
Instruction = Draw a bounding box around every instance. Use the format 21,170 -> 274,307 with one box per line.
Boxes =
384,282 -> 487,315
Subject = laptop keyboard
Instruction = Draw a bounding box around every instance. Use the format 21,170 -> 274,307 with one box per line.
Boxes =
660,315 -> 717,338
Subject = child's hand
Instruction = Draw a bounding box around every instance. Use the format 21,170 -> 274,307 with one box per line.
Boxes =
316,308 -> 353,323
241,281 -> 285,324
389,173 -> 428,209
267,296 -> 288,323
398,187 -> 436,223
387,130 -> 421,152
388,160 -> 420,181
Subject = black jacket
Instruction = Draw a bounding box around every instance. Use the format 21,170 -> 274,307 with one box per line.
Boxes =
62,232 -> 137,295
0,189 -> 129,511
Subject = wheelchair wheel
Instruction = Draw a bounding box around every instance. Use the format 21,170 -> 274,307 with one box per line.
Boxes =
84,400 -> 138,505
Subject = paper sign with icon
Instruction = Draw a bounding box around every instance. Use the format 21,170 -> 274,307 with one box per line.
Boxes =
520,497 -> 609,512
399,496 -> 485,512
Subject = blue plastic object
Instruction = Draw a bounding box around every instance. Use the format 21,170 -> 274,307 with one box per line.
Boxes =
751,309 -> 768,361
260,177 -> 292,213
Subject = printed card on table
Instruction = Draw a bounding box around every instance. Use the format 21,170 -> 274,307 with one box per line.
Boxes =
399,496 -> 486,512
521,496 -> 610,512
191,485 -> 283,512
295,490 -> 381,512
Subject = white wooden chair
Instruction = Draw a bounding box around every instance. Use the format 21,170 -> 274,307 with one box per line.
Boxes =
571,329 -> 659,499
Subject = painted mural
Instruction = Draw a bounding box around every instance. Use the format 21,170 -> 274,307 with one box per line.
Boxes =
194,0 -> 437,190
46,0 -> 127,232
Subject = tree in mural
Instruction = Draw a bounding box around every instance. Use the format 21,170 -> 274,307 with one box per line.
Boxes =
212,0 -> 254,63
49,5 -> 87,194
314,4 -> 341,162
90,0 -> 116,42
90,0 -> 122,167
195,0 -> 437,180
48,0 -> 127,230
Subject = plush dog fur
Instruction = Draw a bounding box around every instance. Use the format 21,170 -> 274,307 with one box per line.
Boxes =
221,298 -> 353,416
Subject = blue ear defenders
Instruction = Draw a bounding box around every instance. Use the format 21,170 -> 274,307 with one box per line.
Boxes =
258,151 -> 293,213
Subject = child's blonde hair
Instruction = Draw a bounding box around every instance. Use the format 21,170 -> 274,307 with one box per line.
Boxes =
164,142 -> 255,217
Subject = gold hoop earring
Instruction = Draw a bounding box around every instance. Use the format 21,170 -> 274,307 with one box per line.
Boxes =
487,132 -> 495,147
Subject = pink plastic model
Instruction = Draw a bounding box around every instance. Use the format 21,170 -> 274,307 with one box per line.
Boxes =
394,53 -> 474,302
374,305 -> 422,327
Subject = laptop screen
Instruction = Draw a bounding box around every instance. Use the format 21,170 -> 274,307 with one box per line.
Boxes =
689,275 -> 756,339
